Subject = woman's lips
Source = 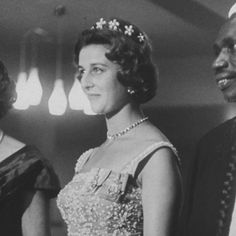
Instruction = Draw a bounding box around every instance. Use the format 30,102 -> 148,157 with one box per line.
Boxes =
87,94 -> 100,99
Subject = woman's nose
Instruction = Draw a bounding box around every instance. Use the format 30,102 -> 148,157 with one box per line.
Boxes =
81,73 -> 94,90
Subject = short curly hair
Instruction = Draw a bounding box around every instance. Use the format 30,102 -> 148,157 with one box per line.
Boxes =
74,18 -> 158,104
0,60 -> 16,119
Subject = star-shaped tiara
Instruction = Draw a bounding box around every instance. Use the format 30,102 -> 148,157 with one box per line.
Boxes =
91,18 -> 146,44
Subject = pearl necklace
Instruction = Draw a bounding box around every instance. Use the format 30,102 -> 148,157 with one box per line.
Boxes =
107,117 -> 148,140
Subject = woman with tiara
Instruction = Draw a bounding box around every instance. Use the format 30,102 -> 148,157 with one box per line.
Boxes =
57,17 -> 182,236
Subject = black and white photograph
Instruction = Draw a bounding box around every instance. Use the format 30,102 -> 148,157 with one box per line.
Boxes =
0,1 -> 236,235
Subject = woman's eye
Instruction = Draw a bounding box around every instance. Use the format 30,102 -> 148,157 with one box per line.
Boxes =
92,67 -> 104,74
76,69 -> 85,81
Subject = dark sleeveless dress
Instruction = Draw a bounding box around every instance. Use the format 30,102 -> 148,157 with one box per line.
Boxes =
0,145 -> 60,236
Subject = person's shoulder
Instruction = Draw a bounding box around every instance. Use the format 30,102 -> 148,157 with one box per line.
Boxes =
4,135 -> 44,157
128,122 -> 177,158
3,134 -> 25,149
1,134 -> 46,162
199,117 -> 235,144
0,134 -> 26,161
136,122 -> 169,143
207,117 -> 234,134
130,123 -> 177,160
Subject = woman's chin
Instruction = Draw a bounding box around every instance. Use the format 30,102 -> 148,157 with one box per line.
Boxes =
88,106 -> 104,115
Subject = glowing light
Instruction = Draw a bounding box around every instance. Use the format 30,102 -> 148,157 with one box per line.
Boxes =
48,79 -> 67,115
68,79 -> 84,110
13,72 -> 30,110
27,67 -> 43,105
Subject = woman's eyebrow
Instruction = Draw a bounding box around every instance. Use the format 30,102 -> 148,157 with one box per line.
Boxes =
90,63 -> 108,67
76,65 -> 84,71
77,62 -> 109,69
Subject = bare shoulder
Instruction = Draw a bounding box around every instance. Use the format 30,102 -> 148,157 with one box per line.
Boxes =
140,144 -> 182,195
0,134 -> 25,162
143,147 -> 178,172
120,122 -> 176,163
131,121 -> 171,147
132,122 -> 179,179
3,134 -> 25,151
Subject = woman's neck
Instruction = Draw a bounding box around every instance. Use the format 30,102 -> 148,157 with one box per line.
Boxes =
105,103 -> 145,136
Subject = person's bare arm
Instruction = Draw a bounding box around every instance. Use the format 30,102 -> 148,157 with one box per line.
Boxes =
22,190 -> 51,236
141,148 -> 182,236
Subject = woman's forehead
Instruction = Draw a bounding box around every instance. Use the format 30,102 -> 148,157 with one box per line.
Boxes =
78,44 -> 120,70
79,45 -> 109,61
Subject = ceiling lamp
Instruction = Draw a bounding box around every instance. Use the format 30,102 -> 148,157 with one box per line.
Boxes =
68,78 -> 84,110
48,79 -> 67,115
27,67 -> 43,106
14,4 -> 95,116
48,5 -> 67,115
27,34 -> 43,106
14,28 -> 49,109
13,72 -> 30,110
14,36 -> 30,110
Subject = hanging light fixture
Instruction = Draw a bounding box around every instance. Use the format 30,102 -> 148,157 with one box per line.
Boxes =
14,36 -> 30,110
27,67 -> 43,106
27,35 -> 43,106
15,5 -> 95,116
48,5 -> 67,116
14,28 -> 48,110
48,79 -> 67,115
13,72 -> 30,110
68,78 -> 84,110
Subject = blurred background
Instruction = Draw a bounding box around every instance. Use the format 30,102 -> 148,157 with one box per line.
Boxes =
1,0 -> 236,235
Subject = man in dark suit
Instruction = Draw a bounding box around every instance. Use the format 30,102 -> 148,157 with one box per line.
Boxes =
186,4 -> 236,236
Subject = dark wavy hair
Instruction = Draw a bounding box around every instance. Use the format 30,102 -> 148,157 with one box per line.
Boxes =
0,60 -> 16,119
74,18 -> 158,104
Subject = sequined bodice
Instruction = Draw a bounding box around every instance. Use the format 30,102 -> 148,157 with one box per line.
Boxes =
57,142 -> 178,236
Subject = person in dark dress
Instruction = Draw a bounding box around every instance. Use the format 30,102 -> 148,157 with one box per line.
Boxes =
186,4 -> 236,236
0,60 -> 60,236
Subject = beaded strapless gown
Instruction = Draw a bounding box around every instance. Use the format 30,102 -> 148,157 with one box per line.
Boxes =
57,141 -> 178,236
